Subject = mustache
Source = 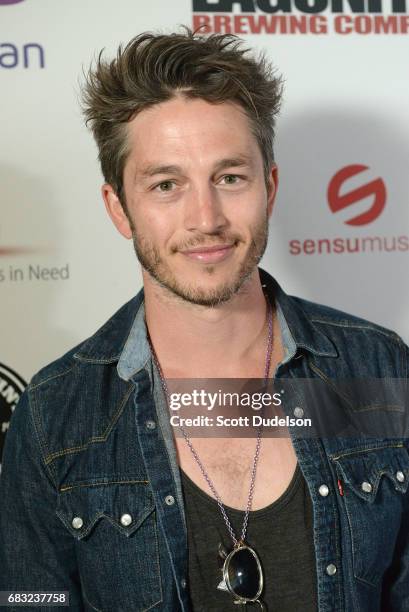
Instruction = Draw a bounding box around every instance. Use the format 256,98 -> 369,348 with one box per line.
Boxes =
171,234 -> 242,253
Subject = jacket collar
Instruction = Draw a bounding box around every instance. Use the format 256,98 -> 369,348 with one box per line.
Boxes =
261,269 -> 338,359
73,268 -> 337,369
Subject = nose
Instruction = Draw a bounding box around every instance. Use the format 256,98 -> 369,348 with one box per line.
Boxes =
183,184 -> 228,234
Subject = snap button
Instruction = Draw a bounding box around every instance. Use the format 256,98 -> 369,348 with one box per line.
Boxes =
326,563 -> 337,576
293,407 -> 304,418
396,470 -> 405,483
181,578 -> 187,589
120,513 -> 133,527
146,420 -> 156,430
361,481 -> 372,493
318,484 -> 329,497
280,389 -> 285,394
72,516 -> 83,530
165,495 -> 175,506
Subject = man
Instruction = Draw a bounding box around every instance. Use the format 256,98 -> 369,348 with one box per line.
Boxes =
0,29 -> 408,612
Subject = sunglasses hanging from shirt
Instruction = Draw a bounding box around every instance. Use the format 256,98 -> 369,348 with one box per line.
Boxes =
217,541 -> 266,609
149,288 -> 273,610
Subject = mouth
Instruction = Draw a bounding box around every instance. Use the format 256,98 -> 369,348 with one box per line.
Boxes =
179,242 -> 236,263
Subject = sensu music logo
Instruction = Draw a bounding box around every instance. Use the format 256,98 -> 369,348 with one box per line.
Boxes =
0,362 -> 26,468
327,164 -> 386,226
289,164 -> 409,255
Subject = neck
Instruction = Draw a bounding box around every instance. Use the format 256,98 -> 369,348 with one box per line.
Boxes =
143,268 -> 275,378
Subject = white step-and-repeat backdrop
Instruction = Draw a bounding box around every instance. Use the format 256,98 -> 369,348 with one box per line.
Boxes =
1,0 -> 408,462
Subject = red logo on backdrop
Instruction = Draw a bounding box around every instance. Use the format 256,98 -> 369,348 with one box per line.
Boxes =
327,165 -> 386,226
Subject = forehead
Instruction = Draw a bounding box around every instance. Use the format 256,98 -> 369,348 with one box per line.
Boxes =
125,96 -> 262,172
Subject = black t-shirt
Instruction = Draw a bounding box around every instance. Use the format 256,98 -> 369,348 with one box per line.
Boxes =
180,462 -> 318,612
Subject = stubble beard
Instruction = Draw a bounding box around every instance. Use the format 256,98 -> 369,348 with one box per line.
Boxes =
129,213 -> 269,308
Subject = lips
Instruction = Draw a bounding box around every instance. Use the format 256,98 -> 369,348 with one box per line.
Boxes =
180,243 -> 236,263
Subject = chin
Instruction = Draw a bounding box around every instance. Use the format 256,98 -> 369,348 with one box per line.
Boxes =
167,267 -> 254,307
178,265 -> 239,288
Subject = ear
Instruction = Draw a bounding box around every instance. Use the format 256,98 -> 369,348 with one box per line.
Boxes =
102,184 -> 132,239
267,164 -> 279,218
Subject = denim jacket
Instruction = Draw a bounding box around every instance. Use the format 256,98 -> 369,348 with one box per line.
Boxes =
1,268 -> 408,612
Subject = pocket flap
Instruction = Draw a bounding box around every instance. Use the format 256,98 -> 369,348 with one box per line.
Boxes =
56,479 -> 154,540
332,445 -> 409,503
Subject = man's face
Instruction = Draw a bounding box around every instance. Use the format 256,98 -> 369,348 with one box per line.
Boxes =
104,96 -> 277,307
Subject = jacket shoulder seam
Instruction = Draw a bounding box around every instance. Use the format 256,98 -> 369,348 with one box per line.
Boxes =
30,363 -> 78,389
310,317 -> 403,343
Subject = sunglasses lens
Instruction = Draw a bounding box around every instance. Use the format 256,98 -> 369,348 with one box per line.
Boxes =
226,546 -> 262,600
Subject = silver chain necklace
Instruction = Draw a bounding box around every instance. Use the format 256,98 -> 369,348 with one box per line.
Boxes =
148,292 -> 273,610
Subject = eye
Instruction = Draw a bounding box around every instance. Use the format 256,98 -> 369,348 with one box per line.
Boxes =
220,174 -> 241,185
154,180 -> 175,192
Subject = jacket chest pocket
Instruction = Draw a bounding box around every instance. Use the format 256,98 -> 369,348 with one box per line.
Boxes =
332,444 -> 409,588
56,480 -> 162,612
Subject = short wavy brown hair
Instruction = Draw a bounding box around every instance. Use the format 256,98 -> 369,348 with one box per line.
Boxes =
81,28 -> 283,209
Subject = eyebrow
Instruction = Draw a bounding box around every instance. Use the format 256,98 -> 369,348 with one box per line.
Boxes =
137,155 -> 254,181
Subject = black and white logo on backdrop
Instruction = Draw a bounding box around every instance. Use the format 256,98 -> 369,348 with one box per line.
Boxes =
0,362 -> 26,469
